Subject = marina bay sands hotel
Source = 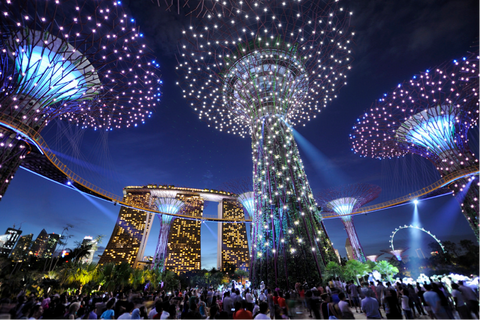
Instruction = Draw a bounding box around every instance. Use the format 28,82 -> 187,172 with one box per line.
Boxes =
99,185 -> 250,273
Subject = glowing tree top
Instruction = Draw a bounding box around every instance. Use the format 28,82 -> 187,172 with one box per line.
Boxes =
238,191 -> 254,219
0,0 -> 161,131
155,197 -> 186,223
381,248 -> 408,261
350,52 -> 478,168
316,183 -> 381,217
176,0 -> 354,136
316,183 -> 380,263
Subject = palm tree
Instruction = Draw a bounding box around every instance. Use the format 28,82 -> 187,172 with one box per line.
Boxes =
343,260 -> 368,285
374,260 -> 399,283
325,261 -> 344,281
58,263 -> 97,294
145,267 -> 162,291
129,268 -> 145,290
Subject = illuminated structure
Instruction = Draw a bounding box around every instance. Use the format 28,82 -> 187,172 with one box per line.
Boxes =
217,199 -> 250,271
390,225 -> 445,254
30,229 -> 49,257
316,184 -> 381,263
152,197 -> 185,271
10,233 -> 33,262
99,188 -> 155,267
100,185 -> 237,272
351,52 -> 479,239
177,0 -> 353,287
0,227 -> 22,256
0,0 -> 160,200
381,248 -> 408,262
156,0 -> 240,17
43,233 -> 60,259
366,254 -> 383,262
164,194 -> 203,273
238,192 -> 254,220
345,238 -> 354,261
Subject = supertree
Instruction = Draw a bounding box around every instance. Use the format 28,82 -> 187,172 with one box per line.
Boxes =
381,248 -> 408,262
316,184 -> 381,263
153,197 -> 186,271
221,177 -> 254,218
366,254 -> 383,262
350,52 -> 479,240
238,191 -> 254,219
0,0 -> 161,200
177,0 -> 354,287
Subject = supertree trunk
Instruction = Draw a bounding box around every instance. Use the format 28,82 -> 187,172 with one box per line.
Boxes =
249,116 -> 334,288
0,128 -> 30,200
341,217 -> 366,263
153,216 -> 174,271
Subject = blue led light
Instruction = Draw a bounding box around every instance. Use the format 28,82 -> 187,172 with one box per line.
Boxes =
405,114 -> 456,153
16,46 -> 88,102
140,33 -> 144,37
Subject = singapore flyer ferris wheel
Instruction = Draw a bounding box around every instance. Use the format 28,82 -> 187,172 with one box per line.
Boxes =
389,225 -> 446,254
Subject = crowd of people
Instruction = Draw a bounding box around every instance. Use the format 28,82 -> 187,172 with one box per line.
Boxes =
0,278 -> 478,319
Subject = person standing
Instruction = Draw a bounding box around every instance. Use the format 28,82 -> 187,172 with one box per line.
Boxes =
451,283 -> 472,319
348,281 -> 360,313
338,292 -> 355,319
361,291 -> 381,319
223,291 -> 234,319
375,282 -> 385,310
266,289 -> 274,320
384,289 -> 402,319
400,290 -> 413,319
423,284 -> 450,319
459,280 -> 479,318
253,302 -> 270,320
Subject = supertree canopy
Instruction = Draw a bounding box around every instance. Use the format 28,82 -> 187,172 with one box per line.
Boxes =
153,197 -> 185,271
0,0 -> 161,199
177,0 -> 353,287
350,52 -> 479,240
381,248 -> 408,262
154,0 -> 245,17
316,183 -> 381,263
238,191 -> 254,219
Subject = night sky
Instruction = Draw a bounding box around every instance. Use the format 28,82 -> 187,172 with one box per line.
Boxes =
0,0 -> 478,270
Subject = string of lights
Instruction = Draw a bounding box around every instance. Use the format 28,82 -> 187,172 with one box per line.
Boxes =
350,52 -> 479,240
177,0 -> 354,287
0,0 -> 161,200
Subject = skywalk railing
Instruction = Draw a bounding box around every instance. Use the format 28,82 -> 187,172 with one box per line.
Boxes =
321,165 -> 479,219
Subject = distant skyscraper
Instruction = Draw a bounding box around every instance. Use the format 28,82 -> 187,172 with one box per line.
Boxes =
345,238 -> 354,261
30,229 -> 49,257
165,194 -> 203,274
43,233 -> 60,259
0,227 -> 22,256
10,233 -> 33,262
99,188 -> 155,267
217,199 -> 249,271
100,185 -> 237,272
81,236 -> 98,264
